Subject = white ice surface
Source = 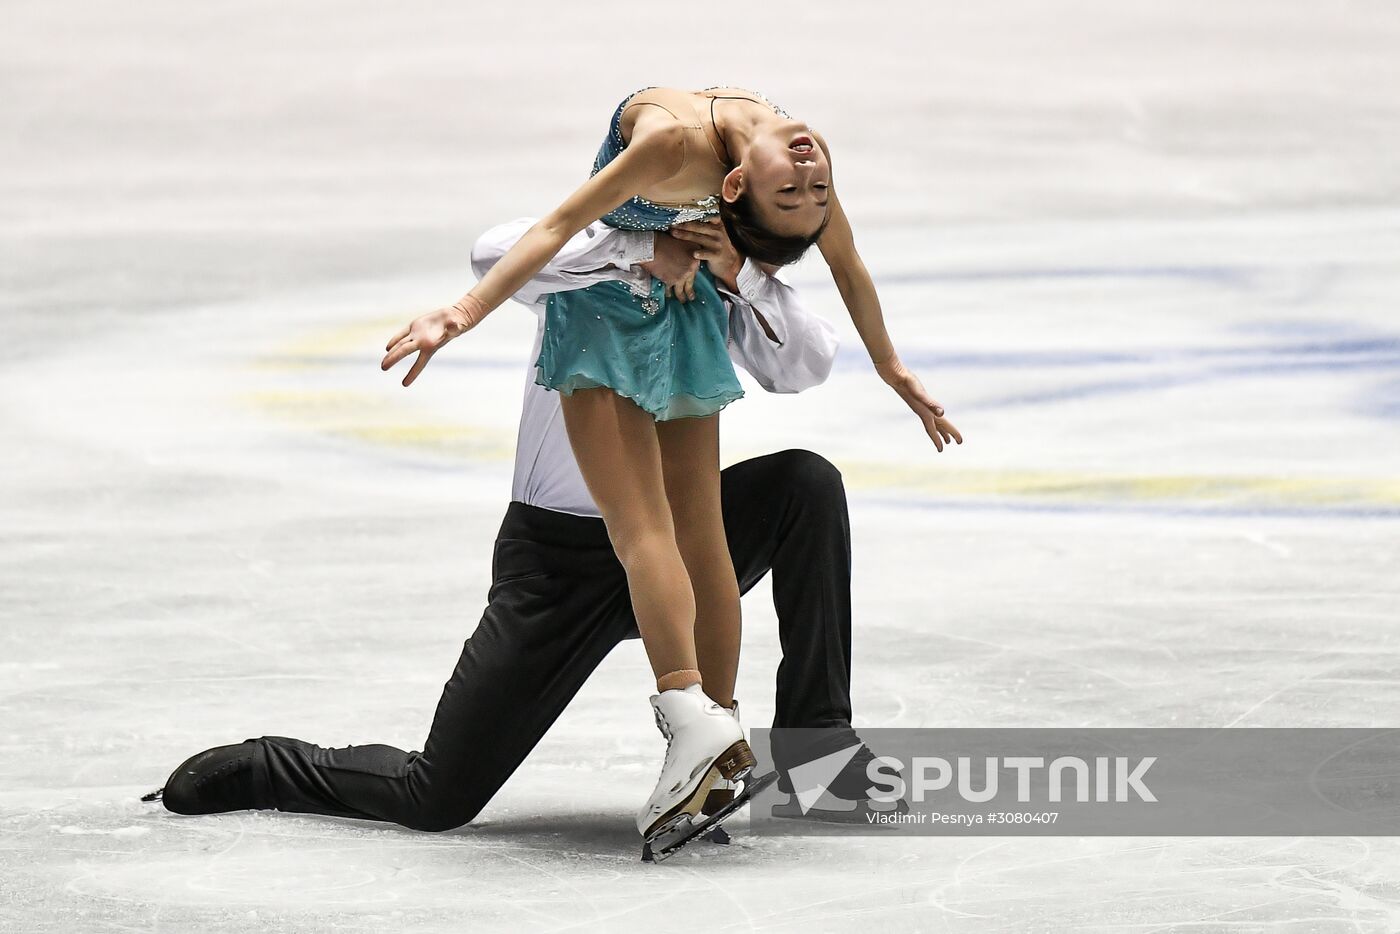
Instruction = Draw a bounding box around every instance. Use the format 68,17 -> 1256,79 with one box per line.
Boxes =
3,1 -> 1400,931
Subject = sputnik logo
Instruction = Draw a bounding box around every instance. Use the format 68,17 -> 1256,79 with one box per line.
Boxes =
785,743 -> 865,814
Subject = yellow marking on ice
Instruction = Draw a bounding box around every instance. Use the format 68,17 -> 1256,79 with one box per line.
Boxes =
247,357 -> 326,373
239,389 -> 513,460
244,389 -> 378,414
835,463 -> 1400,507
248,319 -> 1400,508
238,316 -> 515,461
248,316 -> 413,372
277,317 -> 406,358
340,424 -> 514,457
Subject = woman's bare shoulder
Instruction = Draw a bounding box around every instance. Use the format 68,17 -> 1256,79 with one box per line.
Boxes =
619,88 -> 698,146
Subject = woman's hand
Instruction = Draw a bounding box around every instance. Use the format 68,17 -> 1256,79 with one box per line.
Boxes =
874,354 -> 963,451
641,232 -> 701,302
669,218 -> 743,292
381,296 -> 487,387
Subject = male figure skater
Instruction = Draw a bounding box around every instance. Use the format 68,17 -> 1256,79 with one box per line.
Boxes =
152,218 -> 875,831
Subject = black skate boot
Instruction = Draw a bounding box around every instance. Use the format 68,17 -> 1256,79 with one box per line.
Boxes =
771,726 -> 909,823
144,740 -> 271,815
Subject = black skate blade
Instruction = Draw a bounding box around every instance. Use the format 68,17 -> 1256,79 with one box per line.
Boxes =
141,787 -> 165,803
642,770 -> 777,863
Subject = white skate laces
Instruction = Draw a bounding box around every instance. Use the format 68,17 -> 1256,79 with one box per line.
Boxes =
652,704 -> 674,742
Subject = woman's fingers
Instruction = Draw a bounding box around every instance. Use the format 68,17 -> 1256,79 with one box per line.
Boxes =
924,413 -> 945,451
924,417 -> 957,448
381,336 -> 416,370
385,324 -> 410,352
890,373 -> 962,449
380,307 -> 465,385
878,359 -> 948,419
402,346 -> 433,387
912,384 -> 945,419
904,376 -> 945,419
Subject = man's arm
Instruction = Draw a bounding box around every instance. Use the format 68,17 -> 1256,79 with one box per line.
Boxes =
471,218 -> 654,306
721,261 -> 838,394
669,219 -> 839,395
478,215 -> 838,395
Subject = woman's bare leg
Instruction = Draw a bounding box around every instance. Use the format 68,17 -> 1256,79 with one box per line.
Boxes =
657,415 -> 741,708
559,388 -> 699,688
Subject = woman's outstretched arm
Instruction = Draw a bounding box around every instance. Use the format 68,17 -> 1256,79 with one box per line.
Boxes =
813,141 -> 962,450
381,124 -> 687,386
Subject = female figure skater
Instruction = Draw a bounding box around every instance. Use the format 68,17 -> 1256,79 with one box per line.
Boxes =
381,87 -> 960,852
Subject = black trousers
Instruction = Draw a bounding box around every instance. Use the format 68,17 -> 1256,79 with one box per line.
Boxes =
254,449 -> 853,832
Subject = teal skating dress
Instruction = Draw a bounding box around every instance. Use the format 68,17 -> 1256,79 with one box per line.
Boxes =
533,89 -> 749,421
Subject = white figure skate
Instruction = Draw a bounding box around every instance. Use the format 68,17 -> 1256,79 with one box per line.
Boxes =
637,685 -> 776,862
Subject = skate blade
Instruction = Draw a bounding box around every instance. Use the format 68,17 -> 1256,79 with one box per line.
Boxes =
141,787 -> 164,803
642,770 -> 777,863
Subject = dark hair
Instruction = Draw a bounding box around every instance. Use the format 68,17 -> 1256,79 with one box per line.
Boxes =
717,193 -> 828,267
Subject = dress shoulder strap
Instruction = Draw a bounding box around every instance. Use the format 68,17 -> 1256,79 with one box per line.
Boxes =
701,86 -> 790,119
621,99 -> 702,129
618,94 -> 706,171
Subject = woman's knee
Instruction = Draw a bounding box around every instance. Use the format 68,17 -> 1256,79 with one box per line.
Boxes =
608,522 -> 680,574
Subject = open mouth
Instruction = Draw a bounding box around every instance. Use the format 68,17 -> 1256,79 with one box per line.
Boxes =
790,135 -> 814,153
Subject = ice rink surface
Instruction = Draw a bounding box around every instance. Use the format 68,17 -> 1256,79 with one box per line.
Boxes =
4,1 -> 1400,931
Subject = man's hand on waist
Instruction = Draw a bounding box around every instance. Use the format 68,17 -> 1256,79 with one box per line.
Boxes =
669,218 -> 742,292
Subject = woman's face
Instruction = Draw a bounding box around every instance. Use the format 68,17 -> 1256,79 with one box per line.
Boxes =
732,123 -> 831,238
